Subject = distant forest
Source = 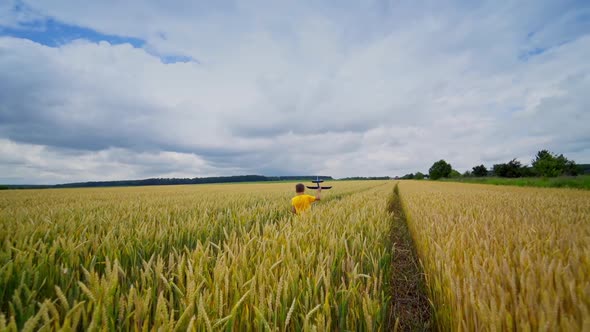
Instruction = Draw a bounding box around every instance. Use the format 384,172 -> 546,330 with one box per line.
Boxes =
1,175 -> 335,190
337,176 -> 391,180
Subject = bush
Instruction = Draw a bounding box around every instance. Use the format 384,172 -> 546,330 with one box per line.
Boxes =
415,172 -> 425,180
429,160 -> 452,180
449,169 -> 462,178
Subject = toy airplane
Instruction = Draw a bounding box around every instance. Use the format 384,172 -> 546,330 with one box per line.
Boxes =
306,176 -> 332,190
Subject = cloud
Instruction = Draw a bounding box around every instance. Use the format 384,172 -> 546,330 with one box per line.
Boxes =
0,0 -> 589,183
0,138 -> 226,184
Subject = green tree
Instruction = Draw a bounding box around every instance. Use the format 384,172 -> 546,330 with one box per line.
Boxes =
472,164 -> 488,177
429,160 -> 452,180
532,150 -> 578,177
415,172 -> 425,180
493,159 -> 525,178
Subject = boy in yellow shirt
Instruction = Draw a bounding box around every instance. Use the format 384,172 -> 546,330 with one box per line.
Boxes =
291,183 -> 321,214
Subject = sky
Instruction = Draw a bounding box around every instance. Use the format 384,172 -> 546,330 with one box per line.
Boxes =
1,0 -> 589,184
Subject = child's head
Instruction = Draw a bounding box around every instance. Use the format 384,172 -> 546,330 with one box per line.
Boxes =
295,183 -> 305,193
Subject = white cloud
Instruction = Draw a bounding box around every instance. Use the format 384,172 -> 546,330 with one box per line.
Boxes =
0,0 -> 589,183
0,139 -> 223,184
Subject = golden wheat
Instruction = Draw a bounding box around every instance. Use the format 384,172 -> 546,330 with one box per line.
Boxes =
398,181 -> 590,331
0,181 -> 394,330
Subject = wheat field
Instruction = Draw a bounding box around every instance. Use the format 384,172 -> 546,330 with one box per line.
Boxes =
398,181 -> 590,331
0,181 -> 395,331
2,180 -> 589,331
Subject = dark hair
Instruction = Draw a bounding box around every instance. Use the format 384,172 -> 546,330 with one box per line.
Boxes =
295,183 -> 305,193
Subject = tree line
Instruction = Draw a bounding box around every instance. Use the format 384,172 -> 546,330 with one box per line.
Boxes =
338,176 -> 391,180
1,175 -> 334,189
397,150 -> 588,180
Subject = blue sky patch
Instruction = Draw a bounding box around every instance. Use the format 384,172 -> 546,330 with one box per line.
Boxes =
0,18 -> 197,64
159,55 -> 198,64
0,18 -> 145,48
518,47 -> 547,61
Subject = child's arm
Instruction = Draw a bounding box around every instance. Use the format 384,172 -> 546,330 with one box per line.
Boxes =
291,205 -> 297,214
315,187 -> 321,201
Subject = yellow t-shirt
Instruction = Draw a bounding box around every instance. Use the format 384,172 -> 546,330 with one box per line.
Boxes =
291,194 -> 316,214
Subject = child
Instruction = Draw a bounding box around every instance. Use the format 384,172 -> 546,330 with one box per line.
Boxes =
291,183 -> 321,214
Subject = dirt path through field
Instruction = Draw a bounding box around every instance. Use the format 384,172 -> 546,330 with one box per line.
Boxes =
387,184 -> 433,331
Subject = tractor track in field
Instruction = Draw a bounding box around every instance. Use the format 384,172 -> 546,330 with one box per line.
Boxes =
387,183 -> 433,331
